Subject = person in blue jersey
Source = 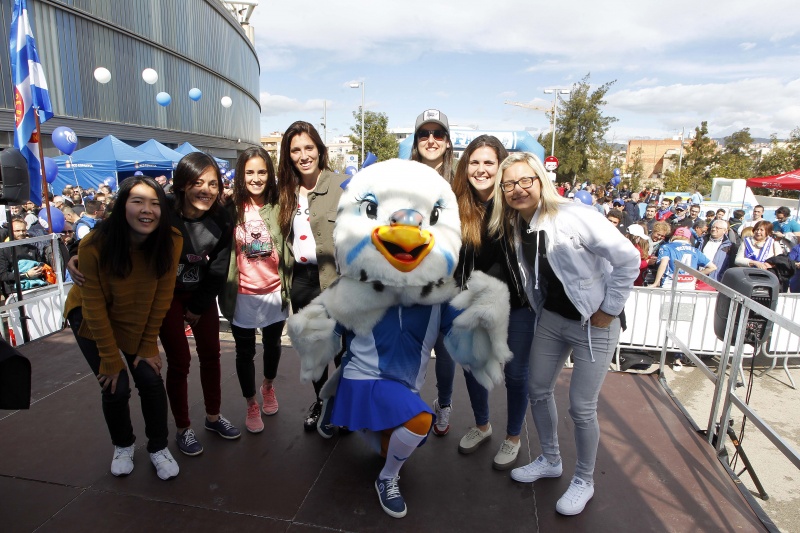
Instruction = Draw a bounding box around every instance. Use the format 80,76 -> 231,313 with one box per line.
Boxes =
653,226 -> 716,289
288,159 -> 512,519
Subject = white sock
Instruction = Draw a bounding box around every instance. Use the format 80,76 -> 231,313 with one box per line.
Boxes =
379,426 -> 424,480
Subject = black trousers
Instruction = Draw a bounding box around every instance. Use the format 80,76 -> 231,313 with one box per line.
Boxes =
232,321 -> 284,399
291,264 -> 342,400
68,308 -> 169,453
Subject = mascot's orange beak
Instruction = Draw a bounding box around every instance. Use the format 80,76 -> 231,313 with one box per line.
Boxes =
372,209 -> 435,272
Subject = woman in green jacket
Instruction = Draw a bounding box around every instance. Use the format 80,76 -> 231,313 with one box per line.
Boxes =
219,146 -> 293,434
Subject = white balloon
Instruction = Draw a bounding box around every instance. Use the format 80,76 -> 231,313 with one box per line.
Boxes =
142,68 -> 158,85
220,96 -> 232,108
93,67 -> 111,84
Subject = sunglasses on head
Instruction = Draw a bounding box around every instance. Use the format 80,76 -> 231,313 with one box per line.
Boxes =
417,129 -> 447,142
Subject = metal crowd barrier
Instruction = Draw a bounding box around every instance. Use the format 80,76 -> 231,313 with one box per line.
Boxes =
0,233 -> 69,345
618,283 -> 799,388
658,261 -> 800,533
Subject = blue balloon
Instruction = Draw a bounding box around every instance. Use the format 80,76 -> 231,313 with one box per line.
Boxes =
103,177 -> 117,191
38,208 -> 65,233
574,190 -> 593,206
611,176 -> 621,186
52,126 -> 78,155
43,157 -> 58,183
613,168 -> 621,177
362,152 -> 378,169
156,92 -> 172,106
134,171 -> 144,176
189,88 -> 202,101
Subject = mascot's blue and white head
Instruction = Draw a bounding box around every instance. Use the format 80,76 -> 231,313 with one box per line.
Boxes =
334,159 -> 461,289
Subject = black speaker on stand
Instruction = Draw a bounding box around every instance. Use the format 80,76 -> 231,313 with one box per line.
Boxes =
0,148 -> 31,205
714,268 -> 779,345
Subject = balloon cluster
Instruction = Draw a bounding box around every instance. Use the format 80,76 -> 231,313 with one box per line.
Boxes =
92,66 -> 227,108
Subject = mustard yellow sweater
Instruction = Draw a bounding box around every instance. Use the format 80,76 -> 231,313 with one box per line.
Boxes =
64,228 -> 183,375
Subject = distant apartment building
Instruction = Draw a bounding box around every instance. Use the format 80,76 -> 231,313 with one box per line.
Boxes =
626,139 -> 684,183
260,133 -> 283,163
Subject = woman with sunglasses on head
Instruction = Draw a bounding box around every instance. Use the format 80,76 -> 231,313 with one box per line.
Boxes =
64,176 -> 183,480
160,152 -> 241,457
449,136 -> 535,470
219,147 -> 292,434
488,152 -> 639,516
409,109 -> 458,435
277,121 -> 347,436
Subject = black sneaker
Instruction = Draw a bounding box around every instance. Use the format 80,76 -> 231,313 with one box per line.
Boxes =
317,397 -> 336,439
204,415 -> 241,440
176,428 -> 204,456
304,400 -> 322,432
375,476 -> 407,518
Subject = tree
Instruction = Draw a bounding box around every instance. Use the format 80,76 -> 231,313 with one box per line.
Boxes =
626,147 -> 645,192
582,142 -> 614,187
714,128 -> 756,179
663,121 -> 717,192
539,74 -> 618,182
348,108 -> 399,165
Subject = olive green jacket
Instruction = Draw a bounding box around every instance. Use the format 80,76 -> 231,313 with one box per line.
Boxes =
306,169 -> 347,290
219,201 -> 293,321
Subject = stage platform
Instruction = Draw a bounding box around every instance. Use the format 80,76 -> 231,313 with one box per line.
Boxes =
0,330 -> 767,532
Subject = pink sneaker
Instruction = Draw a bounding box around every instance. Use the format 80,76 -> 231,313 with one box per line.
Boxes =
245,403 -> 263,433
261,385 -> 279,416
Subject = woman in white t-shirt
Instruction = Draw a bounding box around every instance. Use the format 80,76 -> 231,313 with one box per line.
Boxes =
219,147 -> 293,434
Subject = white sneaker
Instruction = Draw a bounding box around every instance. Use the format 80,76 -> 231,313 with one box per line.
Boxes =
492,439 -> 521,470
110,445 -> 135,476
510,454 -> 563,483
556,476 -> 594,515
149,448 -> 180,480
458,425 -> 492,454
432,399 -> 452,436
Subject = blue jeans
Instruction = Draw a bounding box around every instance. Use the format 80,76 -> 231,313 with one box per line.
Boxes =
69,307 -> 169,453
528,308 -> 620,483
434,333 -> 455,406
464,306 -> 535,436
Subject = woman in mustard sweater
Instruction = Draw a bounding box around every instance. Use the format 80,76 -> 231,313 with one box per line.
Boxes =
65,176 -> 183,480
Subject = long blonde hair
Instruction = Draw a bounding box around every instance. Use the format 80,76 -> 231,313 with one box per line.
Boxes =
488,152 -> 567,239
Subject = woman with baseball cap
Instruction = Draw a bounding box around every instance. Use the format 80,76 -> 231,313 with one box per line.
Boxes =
410,109 -> 456,434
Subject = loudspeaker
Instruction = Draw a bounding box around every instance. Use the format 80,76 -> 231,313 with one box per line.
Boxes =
0,148 -> 31,205
714,268 -> 779,345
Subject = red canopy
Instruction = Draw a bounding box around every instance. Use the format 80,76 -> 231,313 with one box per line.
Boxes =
746,169 -> 800,190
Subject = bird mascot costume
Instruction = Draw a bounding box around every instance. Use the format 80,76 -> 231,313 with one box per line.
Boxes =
288,159 -> 512,518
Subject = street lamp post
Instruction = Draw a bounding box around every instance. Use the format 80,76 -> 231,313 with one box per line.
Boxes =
543,88 -> 571,158
349,81 -> 365,166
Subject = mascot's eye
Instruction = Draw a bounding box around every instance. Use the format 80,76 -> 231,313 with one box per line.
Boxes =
430,205 -> 441,225
361,200 -> 378,219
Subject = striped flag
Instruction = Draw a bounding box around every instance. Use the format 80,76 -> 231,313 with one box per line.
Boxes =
9,0 -> 53,204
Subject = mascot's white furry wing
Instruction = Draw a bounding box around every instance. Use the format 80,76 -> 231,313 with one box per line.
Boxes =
287,159 -> 512,391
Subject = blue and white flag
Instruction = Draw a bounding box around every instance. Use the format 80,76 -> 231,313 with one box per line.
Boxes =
9,0 -> 53,204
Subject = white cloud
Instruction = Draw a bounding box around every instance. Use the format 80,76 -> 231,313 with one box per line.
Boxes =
633,77 -> 660,86
739,42 -> 757,51
259,93 -> 326,117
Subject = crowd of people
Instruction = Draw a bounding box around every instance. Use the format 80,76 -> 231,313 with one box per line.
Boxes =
5,110 -> 800,520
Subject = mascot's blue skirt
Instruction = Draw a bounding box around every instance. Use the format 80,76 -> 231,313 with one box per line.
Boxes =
331,377 -> 433,431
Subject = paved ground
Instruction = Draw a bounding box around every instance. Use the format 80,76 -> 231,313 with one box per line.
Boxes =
660,352 -> 800,533
0,330 -> 770,532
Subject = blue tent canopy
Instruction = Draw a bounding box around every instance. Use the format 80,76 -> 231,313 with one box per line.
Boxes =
175,142 -> 229,170
53,135 -> 172,194
137,139 -> 184,169
398,130 -> 545,161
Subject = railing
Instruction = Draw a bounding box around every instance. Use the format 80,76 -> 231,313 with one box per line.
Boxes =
0,233 -> 70,345
658,261 -> 800,533
618,284 -> 799,388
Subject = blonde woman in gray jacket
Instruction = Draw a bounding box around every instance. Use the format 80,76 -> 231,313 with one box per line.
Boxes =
488,152 -> 639,516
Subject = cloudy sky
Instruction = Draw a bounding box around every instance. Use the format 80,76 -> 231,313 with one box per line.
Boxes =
248,0 -> 800,143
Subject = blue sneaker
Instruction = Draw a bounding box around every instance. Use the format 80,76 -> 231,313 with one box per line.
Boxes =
204,415 -> 241,440
375,476 -> 407,518
176,428 -> 204,456
317,397 -> 335,439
